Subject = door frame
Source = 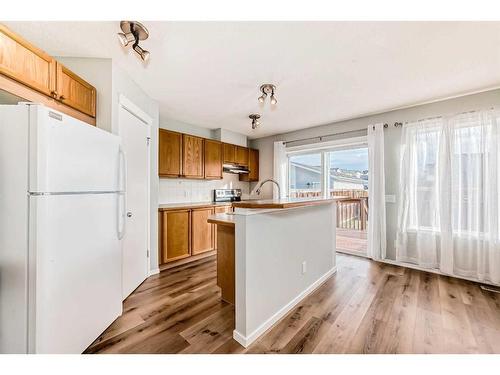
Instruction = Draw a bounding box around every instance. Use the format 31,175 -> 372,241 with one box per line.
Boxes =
118,94 -> 152,278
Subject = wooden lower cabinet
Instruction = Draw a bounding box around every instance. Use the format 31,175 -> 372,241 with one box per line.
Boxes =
159,209 -> 191,263
159,204 -> 232,266
191,207 -> 215,255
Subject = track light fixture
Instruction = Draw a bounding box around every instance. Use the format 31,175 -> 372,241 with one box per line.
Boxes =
118,21 -> 150,62
249,114 -> 261,130
258,84 -> 277,106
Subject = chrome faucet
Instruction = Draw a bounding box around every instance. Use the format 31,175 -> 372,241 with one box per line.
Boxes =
255,178 -> 281,198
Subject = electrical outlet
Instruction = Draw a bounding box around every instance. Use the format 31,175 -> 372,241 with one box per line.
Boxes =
302,261 -> 307,274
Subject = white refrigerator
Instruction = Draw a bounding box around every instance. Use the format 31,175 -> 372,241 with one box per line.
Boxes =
0,104 -> 124,353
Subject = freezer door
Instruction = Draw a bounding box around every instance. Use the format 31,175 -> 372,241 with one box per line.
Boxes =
29,106 -> 120,193
29,194 -> 122,354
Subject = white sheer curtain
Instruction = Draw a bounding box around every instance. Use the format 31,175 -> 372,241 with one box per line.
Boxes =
367,123 -> 387,260
273,141 -> 288,199
397,110 -> 500,284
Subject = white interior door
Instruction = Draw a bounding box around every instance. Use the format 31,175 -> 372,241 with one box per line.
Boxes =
119,99 -> 150,299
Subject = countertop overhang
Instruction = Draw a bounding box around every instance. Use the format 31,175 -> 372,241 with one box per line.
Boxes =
207,213 -> 236,227
231,197 -> 345,209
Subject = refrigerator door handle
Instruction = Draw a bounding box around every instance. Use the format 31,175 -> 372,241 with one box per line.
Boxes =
117,147 -> 127,240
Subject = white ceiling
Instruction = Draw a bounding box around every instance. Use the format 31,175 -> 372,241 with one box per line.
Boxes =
5,21 -> 500,138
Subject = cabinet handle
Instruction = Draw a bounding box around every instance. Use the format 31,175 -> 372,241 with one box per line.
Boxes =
59,95 -> 65,101
50,90 -> 58,98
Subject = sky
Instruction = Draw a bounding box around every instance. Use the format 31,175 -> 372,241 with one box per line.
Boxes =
290,147 -> 368,171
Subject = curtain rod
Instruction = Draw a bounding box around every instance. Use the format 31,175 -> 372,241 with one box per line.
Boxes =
284,122 -> 402,146
283,107 -> 496,146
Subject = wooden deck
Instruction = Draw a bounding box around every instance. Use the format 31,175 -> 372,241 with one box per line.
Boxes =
85,253 -> 500,354
336,228 -> 367,256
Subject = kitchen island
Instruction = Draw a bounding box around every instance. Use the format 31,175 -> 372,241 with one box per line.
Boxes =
208,197 -> 343,348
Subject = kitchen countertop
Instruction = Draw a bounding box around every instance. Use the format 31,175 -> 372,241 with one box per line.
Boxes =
158,201 -> 232,211
231,197 -> 346,209
207,213 -> 236,227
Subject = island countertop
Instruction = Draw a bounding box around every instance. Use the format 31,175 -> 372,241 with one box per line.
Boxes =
231,196 -> 346,209
207,213 -> 235,227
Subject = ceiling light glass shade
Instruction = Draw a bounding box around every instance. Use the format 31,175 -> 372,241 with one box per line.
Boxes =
117,32 -> 135,47
258,93 -> 267,103
133,45 -> 150,61
270,94 -> 277,105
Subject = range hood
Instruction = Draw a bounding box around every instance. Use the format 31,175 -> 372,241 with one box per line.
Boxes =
223,163 -> 250,174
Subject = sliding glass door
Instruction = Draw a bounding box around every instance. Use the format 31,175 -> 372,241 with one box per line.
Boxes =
329,147 -> 369,256
288,153 -> 322,198
287,140 -> 369,256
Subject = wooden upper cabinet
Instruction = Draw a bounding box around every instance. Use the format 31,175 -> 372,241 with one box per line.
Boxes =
159,129 -> 182,177
191,208 -> 215,255
0,24 -> 56,97
223,143 -> 236,164
235,146 -> 249,166
240,148 -> 259,182
204,139 -> 223,179
56,62 -> 96,117
0,24 -> 97,124
160,210 -> 191,264
182,134 -> 204,179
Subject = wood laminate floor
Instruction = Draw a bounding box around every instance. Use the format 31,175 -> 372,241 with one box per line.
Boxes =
85,254 -> 500,354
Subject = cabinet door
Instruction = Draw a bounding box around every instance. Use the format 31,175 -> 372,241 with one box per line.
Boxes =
191,208 -> 214,255
223,143 -> 236,164
235,146 -> 249,166
56,62 -> 96,117
182,134 -> 204,178
160,210 -> 190,264
204,139 -> 223,179
0,24 -> 56,97
159,129 -> 182,177
240,148 -> 259,182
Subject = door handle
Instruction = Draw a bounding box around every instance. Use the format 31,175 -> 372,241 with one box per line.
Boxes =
127,212 -> 133,218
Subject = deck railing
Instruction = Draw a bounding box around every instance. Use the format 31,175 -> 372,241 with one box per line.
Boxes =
289,189 -> 368,231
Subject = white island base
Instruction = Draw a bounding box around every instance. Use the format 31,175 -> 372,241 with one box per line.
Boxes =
229,200 -> 338,348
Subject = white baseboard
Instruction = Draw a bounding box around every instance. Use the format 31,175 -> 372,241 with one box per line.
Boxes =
232,266 -> 337,348
148,268 -> 160,276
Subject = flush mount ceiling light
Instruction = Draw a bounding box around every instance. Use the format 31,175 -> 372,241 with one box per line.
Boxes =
117,21 -> 150,62
249,114 -> 261,130
258,84 -> 277,106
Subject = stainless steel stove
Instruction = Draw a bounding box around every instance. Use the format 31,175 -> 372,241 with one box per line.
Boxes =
213,189 -> 242,203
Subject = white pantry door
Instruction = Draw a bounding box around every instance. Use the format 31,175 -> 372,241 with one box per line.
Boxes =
119,98 -> 151,299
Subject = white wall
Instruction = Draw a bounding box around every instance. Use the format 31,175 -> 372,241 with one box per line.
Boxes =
161,117 -> 213,139
250,88 -> 500,260
213,128 -> 248,147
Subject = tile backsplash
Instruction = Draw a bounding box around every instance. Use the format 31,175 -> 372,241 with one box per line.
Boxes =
159,173 -> 250,204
